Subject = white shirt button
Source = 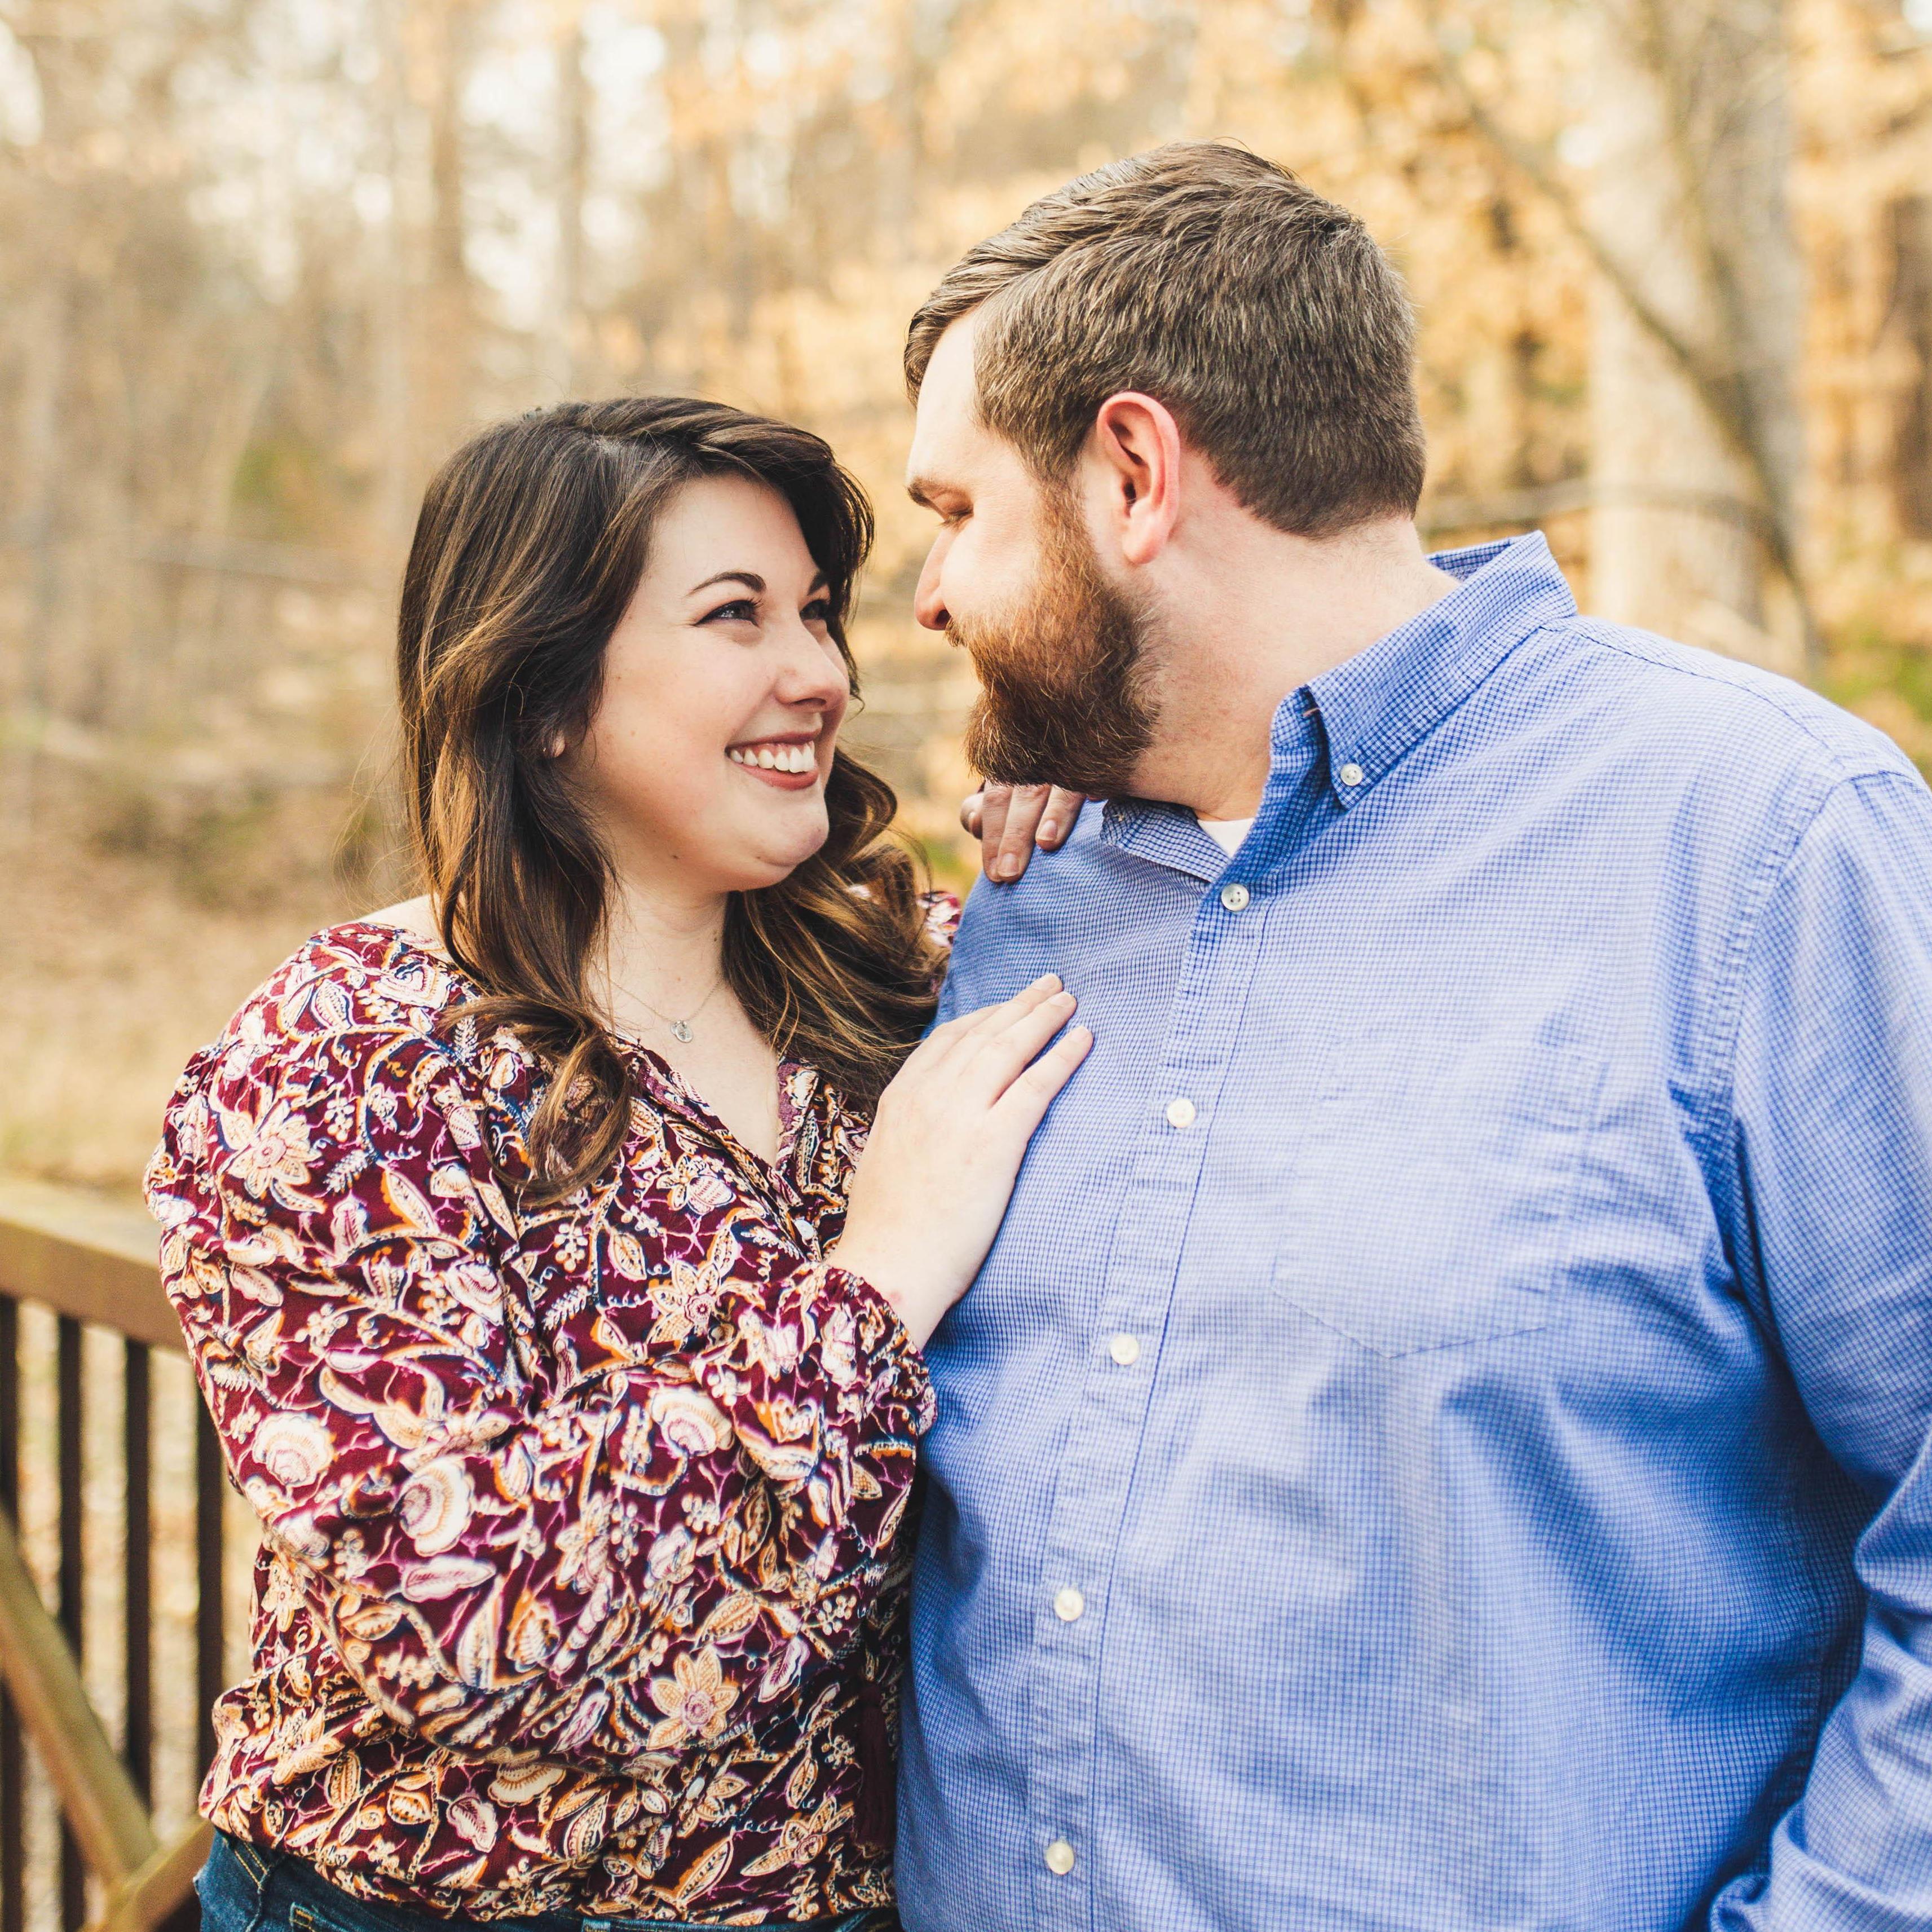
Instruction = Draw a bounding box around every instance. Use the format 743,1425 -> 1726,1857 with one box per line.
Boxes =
1338,761 -> 1365,787
1044,1840 -> 1077,1875
1109,1332 -> 1141,1367
1054,1585 -> 1086,1622
1219,882 -> 1250,911
1165,1096 -> 1197,1129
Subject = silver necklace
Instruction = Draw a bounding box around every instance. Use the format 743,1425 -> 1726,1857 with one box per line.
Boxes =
629,974 -> 725,1044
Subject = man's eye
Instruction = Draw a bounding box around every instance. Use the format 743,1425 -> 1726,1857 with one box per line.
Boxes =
702,599 -> 758,624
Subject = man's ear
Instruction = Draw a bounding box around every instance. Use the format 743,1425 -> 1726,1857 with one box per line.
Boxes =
1088,391 -> 1183,568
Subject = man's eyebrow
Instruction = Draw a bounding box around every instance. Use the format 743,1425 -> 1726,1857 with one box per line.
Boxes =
688,570 -> 766,596
905,476 -> 940,509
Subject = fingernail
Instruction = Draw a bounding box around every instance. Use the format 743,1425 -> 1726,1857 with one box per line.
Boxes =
999,857 -> 1020,880
1038,820 -> 1058,841
1034,973 -> 1061,990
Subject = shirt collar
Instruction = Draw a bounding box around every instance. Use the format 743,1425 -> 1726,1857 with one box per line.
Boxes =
1298,531 -> 1576,806
1099,531 -> 1574,871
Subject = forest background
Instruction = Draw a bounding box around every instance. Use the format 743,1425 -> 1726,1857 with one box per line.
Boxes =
3,0 -> 1932,1196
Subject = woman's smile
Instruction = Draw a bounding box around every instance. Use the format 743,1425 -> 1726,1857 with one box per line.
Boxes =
727,730 -> 822,787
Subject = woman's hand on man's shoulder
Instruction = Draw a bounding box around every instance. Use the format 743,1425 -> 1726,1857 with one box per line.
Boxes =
958,784 -> 1090,883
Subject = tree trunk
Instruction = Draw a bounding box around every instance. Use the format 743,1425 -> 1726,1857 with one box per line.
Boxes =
552,2 -> 588,398
418,0 -> 478,464
1585,0 -> 1806,672
1887,194 -> 1932,541
373,0 -> 416,553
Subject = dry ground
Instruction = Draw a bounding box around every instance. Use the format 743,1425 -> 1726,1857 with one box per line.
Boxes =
0,783 -> 371,1197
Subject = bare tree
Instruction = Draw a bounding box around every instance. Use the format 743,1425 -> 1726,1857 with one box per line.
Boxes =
552,0 -> 588,397
1427,0 -> 1812,672
1586,0 -> 1805,667
417,0 -> 479,459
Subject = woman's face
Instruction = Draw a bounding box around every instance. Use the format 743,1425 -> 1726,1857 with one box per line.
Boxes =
570,473 -> 852,898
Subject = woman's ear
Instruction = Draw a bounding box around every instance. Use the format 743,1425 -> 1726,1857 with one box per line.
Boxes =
548,731 -> 569,758
1088,390 -> 1183,568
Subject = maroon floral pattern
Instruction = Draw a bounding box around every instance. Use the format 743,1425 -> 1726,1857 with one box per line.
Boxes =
143,920 -> 940,1923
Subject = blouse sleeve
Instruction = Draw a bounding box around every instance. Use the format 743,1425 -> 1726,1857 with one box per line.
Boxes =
145,1008 -> 931,1777
921,890 -> 961,953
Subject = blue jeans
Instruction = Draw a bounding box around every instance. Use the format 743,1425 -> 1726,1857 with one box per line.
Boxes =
197,1832 -> 899,1932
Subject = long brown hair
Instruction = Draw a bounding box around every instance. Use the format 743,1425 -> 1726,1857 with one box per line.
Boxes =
396,396 -> 942,1204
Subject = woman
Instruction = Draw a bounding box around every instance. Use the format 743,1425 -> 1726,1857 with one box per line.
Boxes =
144,397 -> 1089,1932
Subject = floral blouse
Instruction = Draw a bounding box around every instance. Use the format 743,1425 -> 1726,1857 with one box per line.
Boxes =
143,921 -> 938,1923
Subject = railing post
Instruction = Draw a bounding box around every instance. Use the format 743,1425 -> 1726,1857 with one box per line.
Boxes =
0,1181 -> 215,1932
122,1344 -> 149,1809
58,1316 -> 85,1932
195,1406 -> 223,1788
0,1508 -> 156,1885
0,1295 -> 20,1932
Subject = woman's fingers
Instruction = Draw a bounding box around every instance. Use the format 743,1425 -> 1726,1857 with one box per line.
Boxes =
1034,787 -> 1088,849
995,1024 -> 1094,1123
916,976 -> 1065,1068
988,784 -> 1053,882
955,975 -> 1065,1039
971,988 -> 1077,1083
947,986 -> 1080,1107
974,784 -> 1018,876
964,783 -> 1086,878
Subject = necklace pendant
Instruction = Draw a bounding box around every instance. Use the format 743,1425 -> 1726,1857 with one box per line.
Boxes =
669,1020 -> 694,1043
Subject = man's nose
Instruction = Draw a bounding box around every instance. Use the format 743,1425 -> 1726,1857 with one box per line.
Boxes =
914,542 -> 950,633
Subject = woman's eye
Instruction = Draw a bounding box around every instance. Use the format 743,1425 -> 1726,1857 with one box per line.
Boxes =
701,598 -> 758,625
801,598 -> 833,624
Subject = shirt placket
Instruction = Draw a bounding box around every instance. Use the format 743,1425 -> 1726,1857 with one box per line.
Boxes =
1019,866 -> 1276,1930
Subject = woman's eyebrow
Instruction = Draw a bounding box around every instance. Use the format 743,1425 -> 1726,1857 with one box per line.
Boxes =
689,570 -> 766,596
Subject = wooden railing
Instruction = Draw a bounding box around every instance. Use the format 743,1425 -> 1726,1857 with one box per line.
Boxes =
0,1179 -> 223,1932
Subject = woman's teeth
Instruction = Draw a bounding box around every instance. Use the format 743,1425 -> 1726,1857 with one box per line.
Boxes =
730,742 -> 817,774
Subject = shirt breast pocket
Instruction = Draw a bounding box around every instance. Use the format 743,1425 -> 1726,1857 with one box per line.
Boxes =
1269,1035 -> 1601,1358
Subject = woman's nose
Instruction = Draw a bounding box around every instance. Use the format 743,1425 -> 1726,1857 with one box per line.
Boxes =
774,621 -> 849,706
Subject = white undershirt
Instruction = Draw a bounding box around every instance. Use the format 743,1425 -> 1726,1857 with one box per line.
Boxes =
1197,815 -> 1255,857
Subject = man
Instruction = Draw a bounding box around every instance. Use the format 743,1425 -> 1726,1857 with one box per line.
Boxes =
896,142 -> 1932,1931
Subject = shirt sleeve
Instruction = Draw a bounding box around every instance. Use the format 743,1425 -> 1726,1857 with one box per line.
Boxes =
1711,771 -> 1932,1929
145,1016 -> 931,1778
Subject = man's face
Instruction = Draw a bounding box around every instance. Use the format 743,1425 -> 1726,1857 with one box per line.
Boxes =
907,315 -> 1157,796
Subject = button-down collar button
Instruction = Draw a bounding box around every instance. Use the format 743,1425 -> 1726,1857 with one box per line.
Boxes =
1338,761 -> 1365,788
1109,1332 -> 1141,1366
1165,1096 -> 1197,1129
1044,1840 -> 1076,1875
1054,1585 -> 1086,1622
1219,882 -> 1250,911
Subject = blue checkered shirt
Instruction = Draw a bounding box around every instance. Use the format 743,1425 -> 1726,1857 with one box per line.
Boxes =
896,533 -> 1932,1932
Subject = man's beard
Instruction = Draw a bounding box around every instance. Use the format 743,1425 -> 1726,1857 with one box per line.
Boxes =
950,498 -> 1158,797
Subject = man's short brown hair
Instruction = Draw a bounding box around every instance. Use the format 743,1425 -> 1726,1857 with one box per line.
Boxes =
906,142 -> 1426,537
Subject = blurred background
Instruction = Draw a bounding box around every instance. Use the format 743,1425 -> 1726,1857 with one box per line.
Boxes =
1,0 -> 1929,1196
0,2 -> 1930,1920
